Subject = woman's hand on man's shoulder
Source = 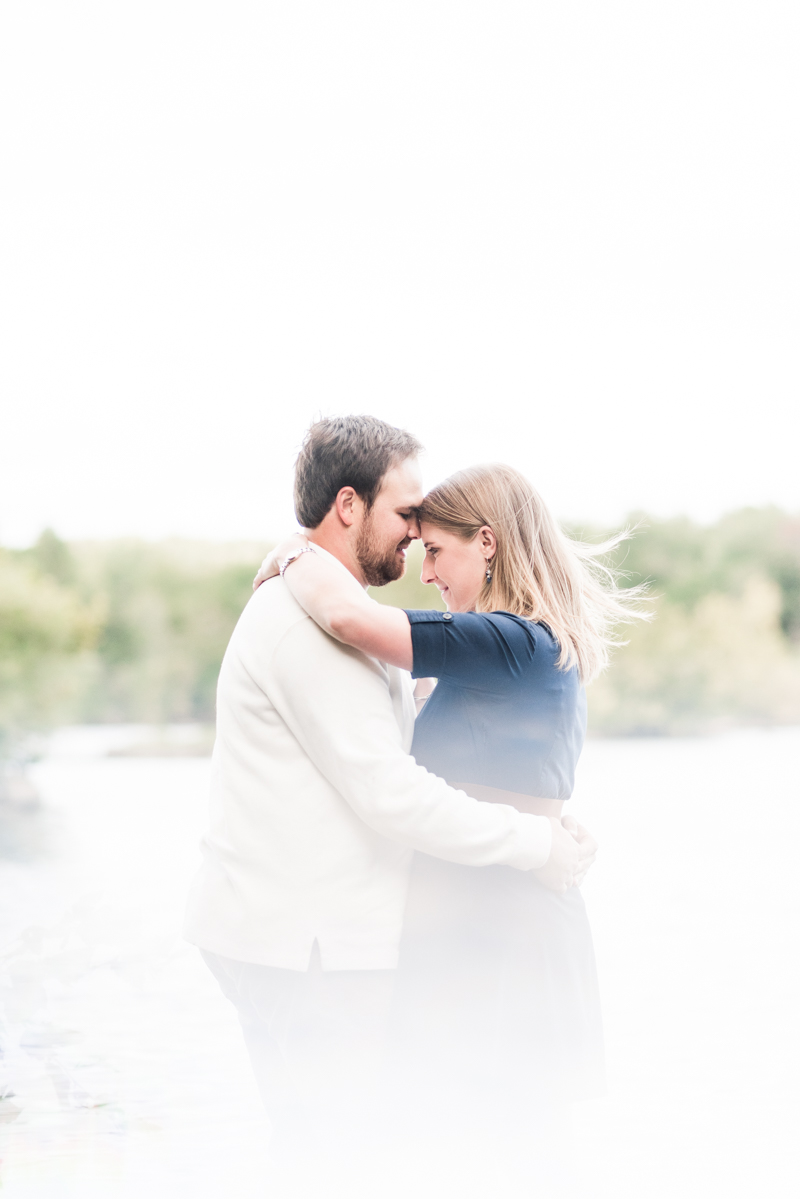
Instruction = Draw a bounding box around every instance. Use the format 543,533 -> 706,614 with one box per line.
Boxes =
253,533 -> 309,591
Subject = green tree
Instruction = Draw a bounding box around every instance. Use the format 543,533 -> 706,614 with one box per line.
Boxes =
0,550 -> 99,755
586,509 -> 800,733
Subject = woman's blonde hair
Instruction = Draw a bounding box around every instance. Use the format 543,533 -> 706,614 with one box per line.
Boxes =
418,464 -> 650,684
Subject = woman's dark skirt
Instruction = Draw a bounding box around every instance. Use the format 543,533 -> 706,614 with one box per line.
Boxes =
387,851 -> 605,1128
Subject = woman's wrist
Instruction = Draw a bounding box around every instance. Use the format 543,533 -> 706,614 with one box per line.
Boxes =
253,533 -> 309,591
279,544 -> 316,577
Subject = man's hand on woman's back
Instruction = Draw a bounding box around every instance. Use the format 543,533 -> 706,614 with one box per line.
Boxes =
533,816 -> 598,893
563,816 -> 598,888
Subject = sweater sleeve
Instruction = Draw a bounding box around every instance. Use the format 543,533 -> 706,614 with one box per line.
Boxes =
262,618 -> 552,871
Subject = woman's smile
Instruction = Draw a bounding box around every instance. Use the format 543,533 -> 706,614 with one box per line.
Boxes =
418,520 -> 494,612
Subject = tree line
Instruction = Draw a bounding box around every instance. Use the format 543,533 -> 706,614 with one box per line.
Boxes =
1,507 -> 799,754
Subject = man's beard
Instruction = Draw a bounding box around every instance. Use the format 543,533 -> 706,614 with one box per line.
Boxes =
356,511 -> 408,587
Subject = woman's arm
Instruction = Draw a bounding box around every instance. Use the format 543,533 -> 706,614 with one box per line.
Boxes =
254,535 -> 413,670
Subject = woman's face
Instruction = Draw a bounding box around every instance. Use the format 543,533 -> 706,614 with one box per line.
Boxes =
419,521 -> 496,612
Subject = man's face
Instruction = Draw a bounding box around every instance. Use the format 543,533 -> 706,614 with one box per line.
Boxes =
355,457 -> 423,587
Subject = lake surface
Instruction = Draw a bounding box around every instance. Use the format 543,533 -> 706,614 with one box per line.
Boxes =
0,727 -> 798,1197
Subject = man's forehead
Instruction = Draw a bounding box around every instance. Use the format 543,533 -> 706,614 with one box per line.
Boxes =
380,457 -> 424,505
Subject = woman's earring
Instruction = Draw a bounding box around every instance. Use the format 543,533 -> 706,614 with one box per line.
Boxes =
485,560 -> 493,583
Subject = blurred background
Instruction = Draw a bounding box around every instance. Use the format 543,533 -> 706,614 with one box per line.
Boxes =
3,512 -> 800,762
1,1 -> 799,1196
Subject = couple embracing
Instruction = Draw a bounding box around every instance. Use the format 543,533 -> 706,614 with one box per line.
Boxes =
184,415 -> 638,1193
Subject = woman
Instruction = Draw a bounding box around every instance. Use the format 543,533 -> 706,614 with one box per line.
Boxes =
255,464 -> 645,1180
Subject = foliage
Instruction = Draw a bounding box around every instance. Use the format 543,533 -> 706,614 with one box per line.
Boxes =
68,539 -> 265,724
0,546 -> 100,754
581,507 -> 800,733
1,510 -> 799,742
0,533 -> 268,748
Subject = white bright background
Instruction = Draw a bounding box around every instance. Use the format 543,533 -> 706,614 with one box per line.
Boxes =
1,9 -> 799,1194
1,0 -> 799,545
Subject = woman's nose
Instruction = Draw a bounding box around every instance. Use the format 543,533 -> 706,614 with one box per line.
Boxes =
420,555 -> 436,584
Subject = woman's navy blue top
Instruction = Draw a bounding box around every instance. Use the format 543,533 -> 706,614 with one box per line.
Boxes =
406,610 -> 586,800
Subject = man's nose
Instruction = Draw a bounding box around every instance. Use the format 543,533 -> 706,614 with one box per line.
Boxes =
407,514 -> 421,539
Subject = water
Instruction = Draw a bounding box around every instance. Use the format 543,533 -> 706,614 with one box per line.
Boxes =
0,727 -> 798,1197
570,728 -> 800,1198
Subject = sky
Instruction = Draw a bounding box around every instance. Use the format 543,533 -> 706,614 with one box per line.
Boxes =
1,0 -> 798,545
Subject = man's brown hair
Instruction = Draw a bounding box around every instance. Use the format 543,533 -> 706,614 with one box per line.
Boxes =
294,416 -> 423,529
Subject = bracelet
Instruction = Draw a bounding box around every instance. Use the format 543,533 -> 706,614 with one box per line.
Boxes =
279,545 -> 316,578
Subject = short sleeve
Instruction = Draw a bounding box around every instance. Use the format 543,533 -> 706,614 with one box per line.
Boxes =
405,610 -> 536,685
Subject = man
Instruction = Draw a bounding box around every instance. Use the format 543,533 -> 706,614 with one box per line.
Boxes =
184,415 -> 592,1174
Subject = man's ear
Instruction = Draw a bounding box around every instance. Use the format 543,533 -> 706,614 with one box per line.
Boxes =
334,487 -> 363,528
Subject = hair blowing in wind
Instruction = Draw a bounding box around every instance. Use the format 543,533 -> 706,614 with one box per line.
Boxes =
418,464 -> 651,684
